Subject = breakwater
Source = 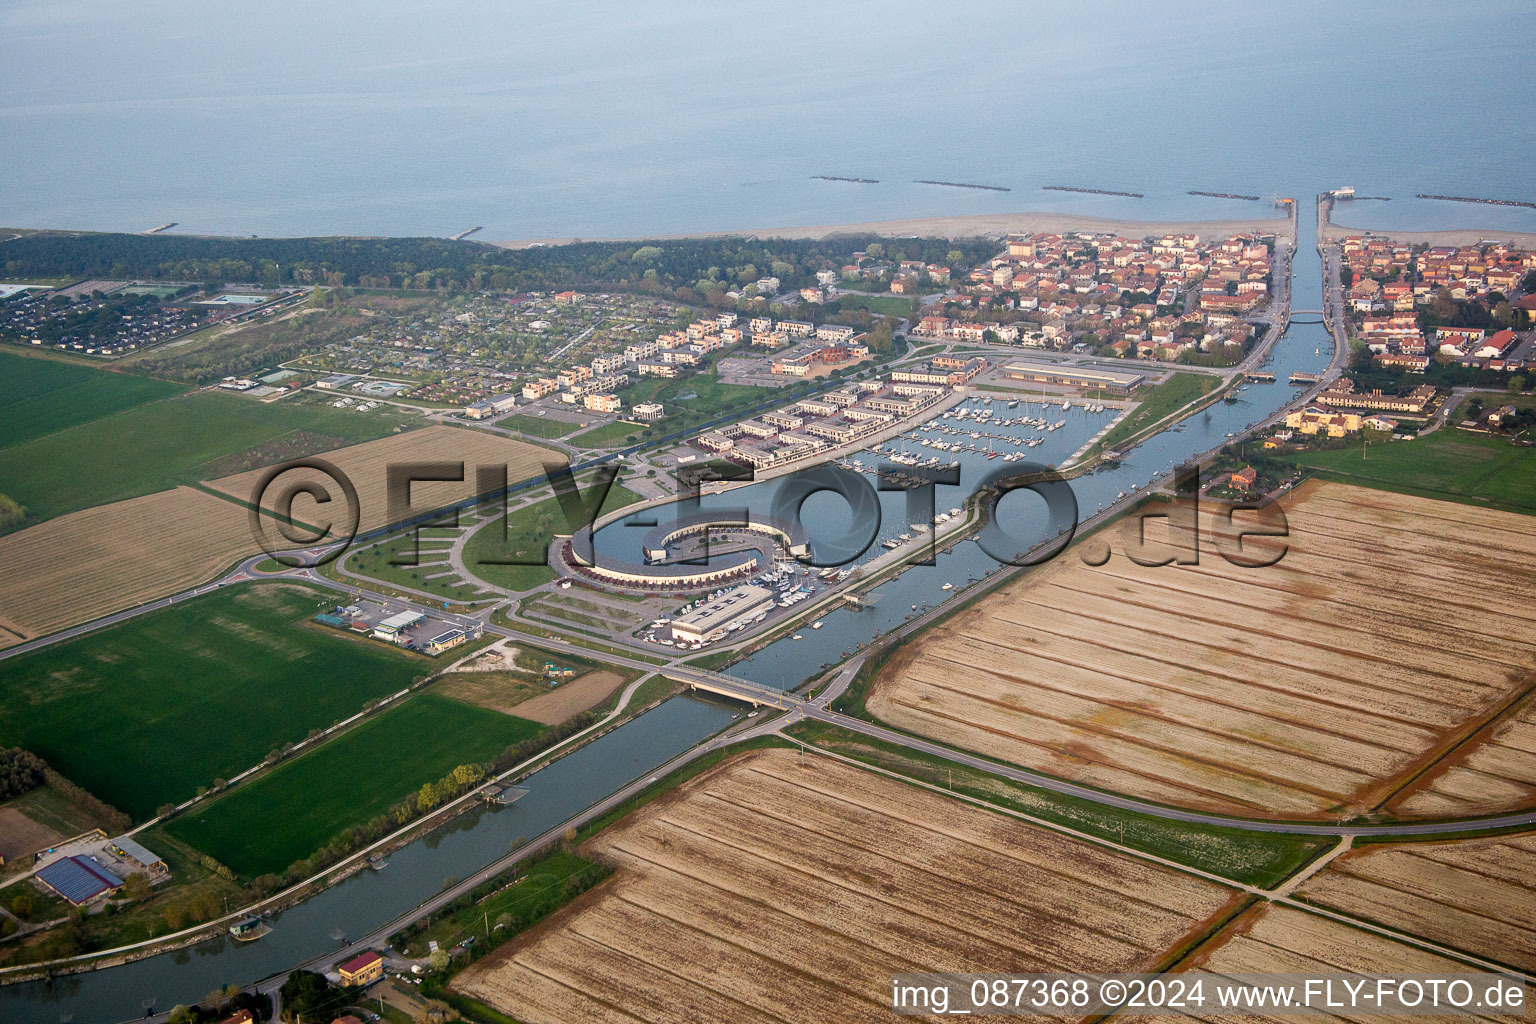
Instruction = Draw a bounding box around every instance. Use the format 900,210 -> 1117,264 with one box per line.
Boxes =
1417,192 -> 1536,210
914,179 -> 1011,192
1044,185 -> 1144,198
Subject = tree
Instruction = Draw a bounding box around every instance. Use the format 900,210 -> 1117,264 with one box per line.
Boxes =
429,948 -> 451,972
121,872 -> 153,902
279,970 -> 344,1023
1510,375 -> 1528,395
0,747 -> 46,798
10,893 -> 35,919
163,902 -> 190,930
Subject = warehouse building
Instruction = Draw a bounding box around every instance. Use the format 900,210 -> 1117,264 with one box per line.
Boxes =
372,610 -> 424,642
1001,361 -> 1145,394
667,585 -> 777,644
36,855 -> 123,906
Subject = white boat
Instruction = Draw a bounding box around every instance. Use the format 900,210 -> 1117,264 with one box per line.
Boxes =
941,582 -> 954,591
791,633 -> 803,640
811,621 -> 824,629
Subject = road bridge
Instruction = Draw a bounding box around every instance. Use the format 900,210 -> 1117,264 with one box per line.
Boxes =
666,666 -> 793,707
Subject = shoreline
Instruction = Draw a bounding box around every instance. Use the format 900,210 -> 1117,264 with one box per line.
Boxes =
1318,197 -> 1536,247
493,208 -> 1297,248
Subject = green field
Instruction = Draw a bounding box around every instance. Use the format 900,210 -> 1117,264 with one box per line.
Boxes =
162,695 -> 542,876
0,390 -> 418,520
342,533 -> 490,603
570,420 -> 645,449
0,349 -> 185,448
1283,428 -> 1536,514
1093,371 -> 1221,453
0,583 -> 422,820
617,372 -> 770,426
499,414 -> 580,439
463,484 -> 641,592
831,293 -> 917,317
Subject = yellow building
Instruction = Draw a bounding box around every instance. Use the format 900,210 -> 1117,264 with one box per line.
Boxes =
337,950 -> 384,987
1285,407 -> 1361,437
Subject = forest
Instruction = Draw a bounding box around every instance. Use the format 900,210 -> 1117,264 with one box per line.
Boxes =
1,230 -> 997,299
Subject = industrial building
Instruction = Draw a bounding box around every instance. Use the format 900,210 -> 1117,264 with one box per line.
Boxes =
36,854 -> 123,905
1001,361 -> 1145,394
464,394 -> 517,419
372,610 -> 424,642
667,585 -> 777,644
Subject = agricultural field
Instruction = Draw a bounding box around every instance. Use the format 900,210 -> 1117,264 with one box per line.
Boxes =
0,582 -> 421,820
0,349 -> 185,448
0,485 -> 253,646
868,480 -> 1536,820
208,423 -> 558,534
1293,833 -> 1536,973
1121,902 -> 1534,1023
0,389 -> 417,521
162,694 -> 542,877
1390,694 -> 1536,817
440,668 -> 629,725
1284,426 -> 1536,515
453,748 -> 1239,1024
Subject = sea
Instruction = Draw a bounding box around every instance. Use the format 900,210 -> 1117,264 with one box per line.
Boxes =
2,0 -> 1534,240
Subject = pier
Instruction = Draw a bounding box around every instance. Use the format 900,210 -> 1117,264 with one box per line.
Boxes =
449,226 -> 484,240
1289,371 -> 1321,384
812,175 -> 878,184
142,223 -> 177,234
1244,371 -> 1276,382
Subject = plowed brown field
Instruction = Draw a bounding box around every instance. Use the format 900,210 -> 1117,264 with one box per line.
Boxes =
1294,833 -> 1536,974
454,749 -> 1240,1024
869,481 -> 1536,819
206,424 -> 556,533
0,486 -> 253,646
1122,902 -> 1534,1023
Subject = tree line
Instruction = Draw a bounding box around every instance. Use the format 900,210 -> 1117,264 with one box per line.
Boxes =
1,230 -> 997,297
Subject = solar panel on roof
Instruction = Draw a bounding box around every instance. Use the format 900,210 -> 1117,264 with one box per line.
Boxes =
37,855 -> 123,904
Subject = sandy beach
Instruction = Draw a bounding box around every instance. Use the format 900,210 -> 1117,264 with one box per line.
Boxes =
494,207 -> 1296,249
1319,198 -> 1536,247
